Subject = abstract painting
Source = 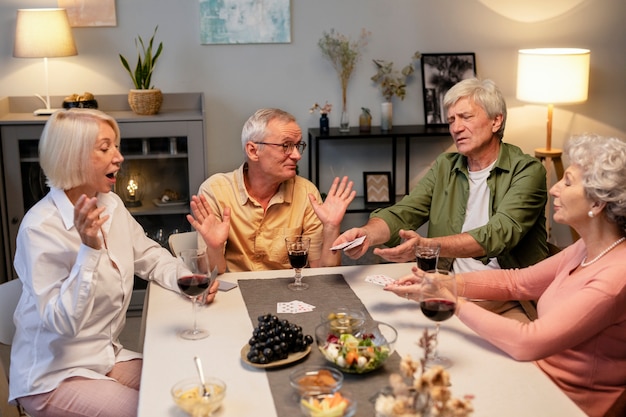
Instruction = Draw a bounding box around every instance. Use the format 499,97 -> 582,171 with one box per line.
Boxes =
199,0 -> 291,44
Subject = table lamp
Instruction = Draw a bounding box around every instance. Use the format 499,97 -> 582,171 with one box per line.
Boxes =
517,47 -> 590,242
13,8 -> 78,116
516,48 -> 590,158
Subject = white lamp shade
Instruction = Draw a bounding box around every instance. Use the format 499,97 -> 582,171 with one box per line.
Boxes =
13,8 -> 77,58
516,48 -> 590,104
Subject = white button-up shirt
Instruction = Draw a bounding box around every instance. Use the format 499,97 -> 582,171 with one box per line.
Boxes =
9,187 -> 180,403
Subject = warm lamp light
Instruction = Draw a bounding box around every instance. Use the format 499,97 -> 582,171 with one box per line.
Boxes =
517,48 -> 589,244
516,48 -> 590,151
13,8 -> 78,116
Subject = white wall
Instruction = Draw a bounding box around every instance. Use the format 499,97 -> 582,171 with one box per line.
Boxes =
1,0 -> 625,246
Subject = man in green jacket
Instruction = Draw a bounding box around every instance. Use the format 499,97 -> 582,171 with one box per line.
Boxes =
334,78 -> 548,321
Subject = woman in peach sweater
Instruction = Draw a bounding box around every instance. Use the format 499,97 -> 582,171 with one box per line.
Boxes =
386,134 -> 626,417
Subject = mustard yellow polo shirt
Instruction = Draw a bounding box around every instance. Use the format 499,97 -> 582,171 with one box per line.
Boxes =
198,163 -> 323,272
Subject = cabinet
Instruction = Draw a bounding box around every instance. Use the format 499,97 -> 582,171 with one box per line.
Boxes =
0,93 -> 206,309
308,125 -> 451,212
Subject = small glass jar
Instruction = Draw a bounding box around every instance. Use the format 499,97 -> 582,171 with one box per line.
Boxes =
359,108 -> 371,132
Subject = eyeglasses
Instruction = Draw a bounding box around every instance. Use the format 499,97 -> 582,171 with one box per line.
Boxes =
254,141 -> 307,155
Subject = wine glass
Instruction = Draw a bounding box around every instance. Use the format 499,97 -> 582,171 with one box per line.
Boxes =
285,236 -> 310,291
177,249 -> 215,340
419,268 -> 457,368
415,241 -> 441,271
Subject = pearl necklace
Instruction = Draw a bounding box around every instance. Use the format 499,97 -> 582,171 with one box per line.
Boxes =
580,236 -> 626,267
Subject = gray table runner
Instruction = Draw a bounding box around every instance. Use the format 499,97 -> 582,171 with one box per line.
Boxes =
238,274 -> 400,417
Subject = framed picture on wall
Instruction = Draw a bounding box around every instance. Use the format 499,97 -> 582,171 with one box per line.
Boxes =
363,172 -> 393,208
420,53 -> 476,126
58,0 -> 117,27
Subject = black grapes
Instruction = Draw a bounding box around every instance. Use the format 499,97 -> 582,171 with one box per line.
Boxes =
246,313 -> 314,364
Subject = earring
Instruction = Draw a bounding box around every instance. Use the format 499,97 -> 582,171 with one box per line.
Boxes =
588,210 -> 594,218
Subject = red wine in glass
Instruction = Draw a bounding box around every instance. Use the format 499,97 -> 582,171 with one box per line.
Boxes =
288,251 -> 308,269
177,274 -> 210,297
417,256 -> 437,271
177,250 -> 213,340
285,236 -> 311,291
420,269 -> 457,368
420,298 -> 456,322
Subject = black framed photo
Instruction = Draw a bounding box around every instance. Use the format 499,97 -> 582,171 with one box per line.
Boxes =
421,53 -> 477,126
363,171 -> 393,208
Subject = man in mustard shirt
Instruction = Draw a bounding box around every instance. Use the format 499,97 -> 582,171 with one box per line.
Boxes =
188,108 -> 355,275
333,78 -> 549,321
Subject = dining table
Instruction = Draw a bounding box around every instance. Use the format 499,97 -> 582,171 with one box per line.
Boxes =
137,262 -> 586,417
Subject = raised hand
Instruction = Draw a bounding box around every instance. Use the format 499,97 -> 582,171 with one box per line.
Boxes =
74,194 -> 108,250
309,176 -> 356,228
186,194 -> 231,250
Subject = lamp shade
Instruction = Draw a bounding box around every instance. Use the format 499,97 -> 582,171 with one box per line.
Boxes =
13,8 -> 77,58
516,48 -> 590,104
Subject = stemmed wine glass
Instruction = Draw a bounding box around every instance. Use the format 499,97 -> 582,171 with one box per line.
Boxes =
415,241 -> 441,271
177,249 -> 216,340
419,268 -> 457,368
285,236 -> 310,291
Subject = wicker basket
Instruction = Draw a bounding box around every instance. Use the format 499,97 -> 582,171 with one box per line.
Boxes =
128,89 -> 163,115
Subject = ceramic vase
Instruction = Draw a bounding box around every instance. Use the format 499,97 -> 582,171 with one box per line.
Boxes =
381,101 -> 393,131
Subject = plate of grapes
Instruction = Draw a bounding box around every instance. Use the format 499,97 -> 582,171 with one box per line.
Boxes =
241,313 -> 313,369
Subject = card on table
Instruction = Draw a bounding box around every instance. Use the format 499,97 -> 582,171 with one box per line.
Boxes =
365,274 -> 395,286
277,300 -> 316,314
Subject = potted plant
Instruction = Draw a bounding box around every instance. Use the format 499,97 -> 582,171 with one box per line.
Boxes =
119,26 -> 164,115
317,28 -> 369,132
371,51 -> 421,130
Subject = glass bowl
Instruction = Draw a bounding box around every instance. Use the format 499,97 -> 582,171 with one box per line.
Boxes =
320,308 -> 366,335
300,391 -> 356,417
171,377 -> 226,416
315,320 -> 397,374
289,365 -> 344,396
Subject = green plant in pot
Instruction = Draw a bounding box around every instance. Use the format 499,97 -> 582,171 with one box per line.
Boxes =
119,26 -> 164,115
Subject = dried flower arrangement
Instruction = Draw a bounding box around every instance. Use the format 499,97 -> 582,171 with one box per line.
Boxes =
371,51 -> 422,102
310,101 -> 333,115
374,329 -> 474,417
317,28 -> 370,110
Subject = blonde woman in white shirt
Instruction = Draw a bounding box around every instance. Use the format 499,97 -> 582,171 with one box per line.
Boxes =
9,109 -> 214,417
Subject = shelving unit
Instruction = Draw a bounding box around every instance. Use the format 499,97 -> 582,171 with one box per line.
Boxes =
308,124 -> 451,213
0,93 -> 206,309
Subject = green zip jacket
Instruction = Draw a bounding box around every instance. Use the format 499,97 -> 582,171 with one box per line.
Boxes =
371,142 -> 548,270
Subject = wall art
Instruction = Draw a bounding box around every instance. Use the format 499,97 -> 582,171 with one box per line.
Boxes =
58,0 -> 117,27
199,0 -> 291,44
420,53 -> 476,126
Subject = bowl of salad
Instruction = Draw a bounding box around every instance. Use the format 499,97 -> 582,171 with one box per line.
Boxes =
315,320 -> 396,374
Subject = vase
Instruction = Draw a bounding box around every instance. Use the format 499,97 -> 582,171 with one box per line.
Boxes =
381,101 -> 393,131
319,113 -> 329,135
339,104 -> 350,133
128,88 -> 163,115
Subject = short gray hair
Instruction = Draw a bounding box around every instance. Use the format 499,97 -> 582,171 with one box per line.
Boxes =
565,133 -> 626,233
39,109 -> 120,189
240,108 -> 296,151
443,78 -> 507,139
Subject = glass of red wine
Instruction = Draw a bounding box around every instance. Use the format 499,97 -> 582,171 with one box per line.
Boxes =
285,236 -> 310,291
177,249 -> 215,340
415,241 -> 441,271
420,268 -> 457,368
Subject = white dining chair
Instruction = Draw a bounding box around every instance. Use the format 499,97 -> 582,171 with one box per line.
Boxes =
0,279 -> 25,417
167,231 -> 198,256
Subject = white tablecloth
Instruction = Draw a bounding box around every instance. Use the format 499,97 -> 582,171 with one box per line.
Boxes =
137,263 -> 585,417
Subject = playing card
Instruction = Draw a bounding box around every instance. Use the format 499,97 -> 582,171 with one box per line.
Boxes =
277,300 -> 316,314
330,235 -> 366,251
365,274 -> 395,286
277,301 -> 296,313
